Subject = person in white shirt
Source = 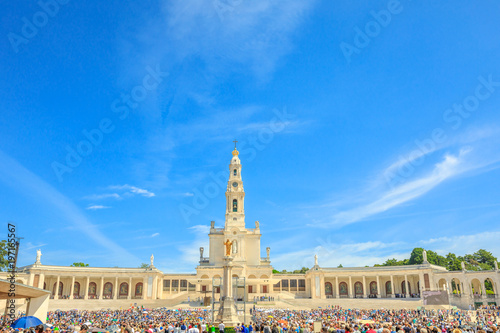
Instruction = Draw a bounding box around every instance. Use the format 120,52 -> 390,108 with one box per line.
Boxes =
201,323 -> 207,333
219,322 -> 225,333
192,325 -> 200,333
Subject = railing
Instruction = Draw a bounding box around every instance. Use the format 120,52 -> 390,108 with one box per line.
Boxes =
486,294 -> 496,298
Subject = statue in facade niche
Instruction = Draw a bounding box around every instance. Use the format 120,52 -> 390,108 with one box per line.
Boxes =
224,239 -> 233,256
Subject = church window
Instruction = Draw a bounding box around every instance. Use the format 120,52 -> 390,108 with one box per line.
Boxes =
233,169 -> 237,176
233,199 -> 237,212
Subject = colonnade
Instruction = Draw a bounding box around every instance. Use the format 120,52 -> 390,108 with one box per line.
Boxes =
29,273 -> 161,300
310,273 -> 427,299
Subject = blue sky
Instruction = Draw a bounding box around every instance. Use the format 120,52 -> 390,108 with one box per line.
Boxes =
1,1 -> 500,273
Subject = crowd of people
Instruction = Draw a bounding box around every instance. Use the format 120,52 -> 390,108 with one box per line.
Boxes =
0,305 -> 498,333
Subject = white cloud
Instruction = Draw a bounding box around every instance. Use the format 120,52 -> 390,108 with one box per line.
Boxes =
108,184 -> 155,197
161,0 -> 318,79
151,232 -> 160,237
86,205 -> 111,210
312,127 -> 500,228
0,150 -> 139,265
83,193 -> 121,200
315,148 -> 473,228
272,230 -> 500,271
171,224 -> 210,273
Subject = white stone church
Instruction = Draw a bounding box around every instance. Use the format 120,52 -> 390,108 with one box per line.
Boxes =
3,147 -> 500,309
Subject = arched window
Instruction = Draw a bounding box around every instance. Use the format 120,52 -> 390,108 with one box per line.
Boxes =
88,282 -> 97,295
233,199 -> 237,212
119,282 -> 129,296
135,282 -> 143,296
104,282 -> 113,296
339,282 -> 348,296
74,282 -> 80,296
233,169 -> 237,176
385,281 -> 392,295
325,282 -> 333,296
354,282 -> 363,296
369,281 -> 377,295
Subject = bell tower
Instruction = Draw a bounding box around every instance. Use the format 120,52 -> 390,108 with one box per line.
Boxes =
225,140 -> 245,229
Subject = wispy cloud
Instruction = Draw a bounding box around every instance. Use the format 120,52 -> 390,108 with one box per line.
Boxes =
273,230 -> 500,270
160,0 -> 318,79
313,129 -> 500,228
0,150 -> 139,265
85,185 -> 155,201
171,224 -> 210,273
151,232 -> 160,237
86,205 -> 111,210
108,184 -> 155,197
83,193 -> 121,200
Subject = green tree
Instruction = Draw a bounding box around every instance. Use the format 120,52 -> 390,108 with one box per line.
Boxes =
408,248 -> 424,265
337,264 -> 343,268
70,262 -> 89,267
0,240 -> 9,271
139,263 -> 150,268
272,269 -> 280,274
472,249 -> 497,270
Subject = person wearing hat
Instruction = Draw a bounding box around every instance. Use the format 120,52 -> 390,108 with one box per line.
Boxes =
80,325 -> 88,333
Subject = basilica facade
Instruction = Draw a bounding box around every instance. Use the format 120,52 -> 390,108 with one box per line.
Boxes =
4,147 -> 500,309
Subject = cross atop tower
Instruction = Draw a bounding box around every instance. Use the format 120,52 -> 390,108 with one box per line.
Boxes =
233,139 -> 238,149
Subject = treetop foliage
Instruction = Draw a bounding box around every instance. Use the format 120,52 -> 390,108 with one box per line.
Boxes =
374,248 -> 498,271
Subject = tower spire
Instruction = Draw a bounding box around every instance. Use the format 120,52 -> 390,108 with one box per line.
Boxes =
225,144 -> 245,229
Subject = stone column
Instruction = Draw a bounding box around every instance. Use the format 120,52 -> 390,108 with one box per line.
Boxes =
143,276 -> 147,299
39,274 -> 45,290
362,276 -> 367,298
376,276 -> 381,297
54,275 -> 60,300
320,275 -> 325,299
28,273 -> 34,286
310,276 -> 316,299
84,277 -> 89,300
70,277 -> 75,299
157,277 -> 162,299
335,276 -> 339,299
348,276 -> 353,298
482,280 -> 487,298
128,277 -> 132,299
404,274 -> 409,297
390,275 -> 395,298
419,273 -> 425,293
100,277 -> 104,299
114,277 -> 118,299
